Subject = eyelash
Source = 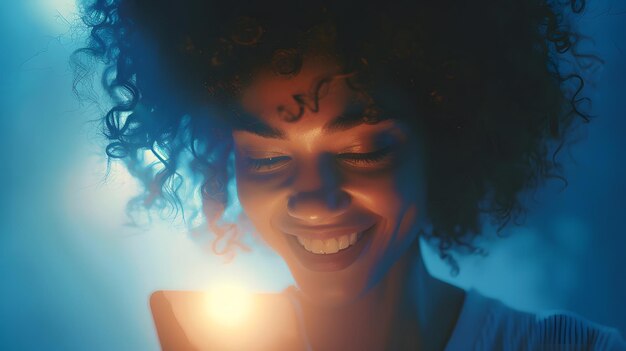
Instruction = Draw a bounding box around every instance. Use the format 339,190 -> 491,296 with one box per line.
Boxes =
245,147 -> 394,173
335,147 -> 394,166
246,155 -> 291,172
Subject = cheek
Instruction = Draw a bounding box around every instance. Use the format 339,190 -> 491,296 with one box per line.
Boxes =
236,178 -> 271,224
345,157 -> 424,262
235,165 -> 289,247
345,159 -> 423,228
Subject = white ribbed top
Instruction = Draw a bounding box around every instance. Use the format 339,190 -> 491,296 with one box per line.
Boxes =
444,289 -> 626,351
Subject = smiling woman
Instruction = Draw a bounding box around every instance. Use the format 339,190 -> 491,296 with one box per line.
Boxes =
75,0 -> 626,350
233,56 -> 425,309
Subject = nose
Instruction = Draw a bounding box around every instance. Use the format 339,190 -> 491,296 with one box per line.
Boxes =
286,154 -> 351,222
287,190 -> 351,222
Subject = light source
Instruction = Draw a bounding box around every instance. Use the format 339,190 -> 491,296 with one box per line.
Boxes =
205,281 -> 253,328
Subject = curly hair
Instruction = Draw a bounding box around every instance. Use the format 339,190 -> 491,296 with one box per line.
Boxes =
74,0 -> 592,270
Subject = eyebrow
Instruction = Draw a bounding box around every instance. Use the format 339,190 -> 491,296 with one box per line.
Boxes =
233,106 -> 383,139
323,111 -> 373,133
233,113 -> 286,139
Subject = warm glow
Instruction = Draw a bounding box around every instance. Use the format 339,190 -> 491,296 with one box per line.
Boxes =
206,282 -> 253,328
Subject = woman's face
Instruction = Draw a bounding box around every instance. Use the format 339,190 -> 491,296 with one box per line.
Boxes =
233,56 -> 426,305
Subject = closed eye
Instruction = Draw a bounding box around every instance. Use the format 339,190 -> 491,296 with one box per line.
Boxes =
245,155 -> 291,172
336,147 -> 394,167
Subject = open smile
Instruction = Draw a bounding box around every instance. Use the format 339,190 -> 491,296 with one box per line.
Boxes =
296,232 -> 364,254
284,224 -> 376,272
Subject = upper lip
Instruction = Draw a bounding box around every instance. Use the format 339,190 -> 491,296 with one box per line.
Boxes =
275,215 -> 377,241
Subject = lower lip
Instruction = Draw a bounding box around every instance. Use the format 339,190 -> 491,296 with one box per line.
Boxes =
285,225 -> 375,272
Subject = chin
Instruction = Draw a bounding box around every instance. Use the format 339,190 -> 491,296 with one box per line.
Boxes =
282,248 -> 397,308
290,268 -> 371,308
279,221 -> 420,308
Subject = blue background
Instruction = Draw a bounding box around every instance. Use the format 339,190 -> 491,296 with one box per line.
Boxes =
0,1 -> 624,350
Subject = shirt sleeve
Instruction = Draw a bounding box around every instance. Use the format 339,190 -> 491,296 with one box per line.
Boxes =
605,328 -> 626,351
444,290 -> 626,351
531,314 -> 626,351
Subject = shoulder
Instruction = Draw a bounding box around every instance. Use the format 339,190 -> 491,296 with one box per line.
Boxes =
445,289 -> 626,351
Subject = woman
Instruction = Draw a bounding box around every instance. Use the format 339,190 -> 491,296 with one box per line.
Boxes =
76,0 -> 626,349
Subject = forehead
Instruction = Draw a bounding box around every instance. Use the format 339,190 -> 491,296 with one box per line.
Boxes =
238,57 -> 359,130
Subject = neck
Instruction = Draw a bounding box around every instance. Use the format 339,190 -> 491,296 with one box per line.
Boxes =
295,241 -> 466,351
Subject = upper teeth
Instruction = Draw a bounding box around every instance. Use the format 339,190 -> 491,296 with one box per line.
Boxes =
296,233 -> 361,254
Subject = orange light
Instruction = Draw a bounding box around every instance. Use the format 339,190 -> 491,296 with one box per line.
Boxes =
205,282 -> 253,328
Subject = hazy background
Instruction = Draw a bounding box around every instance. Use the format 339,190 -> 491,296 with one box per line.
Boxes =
0,1 -> 624,350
